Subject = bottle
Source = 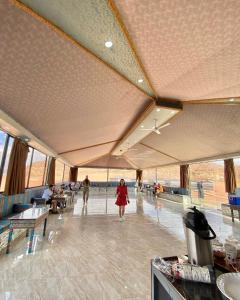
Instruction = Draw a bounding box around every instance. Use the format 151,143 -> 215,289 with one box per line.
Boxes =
33,201 -> 36,208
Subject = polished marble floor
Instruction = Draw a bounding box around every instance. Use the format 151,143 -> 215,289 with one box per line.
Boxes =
0,189 -> 239,300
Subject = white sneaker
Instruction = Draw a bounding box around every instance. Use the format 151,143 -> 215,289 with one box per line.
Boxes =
122,216 -> 125,221
119,217 -> 123,222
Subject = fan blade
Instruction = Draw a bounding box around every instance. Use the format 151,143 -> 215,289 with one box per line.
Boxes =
140,128 -> 153,131
154,129 -> 161,135
158,122 -> 170,130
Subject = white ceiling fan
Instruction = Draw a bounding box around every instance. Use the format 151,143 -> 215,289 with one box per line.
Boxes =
140,119 -> 170,135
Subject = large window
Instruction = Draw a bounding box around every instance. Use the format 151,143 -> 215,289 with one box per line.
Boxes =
0,136 -> 14,192
189,160 -> 227,208
63,165 -> 70,182
143,168 -> 157,184
157,165 -> 180,187
25,147 -> 34,187
77,168 -> 108,182
55,160 -> 64,183
234,158 -> 240,188
108,169 -> 136,183
28,149 -> 47,188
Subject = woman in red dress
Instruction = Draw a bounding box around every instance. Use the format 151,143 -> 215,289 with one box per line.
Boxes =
115,179 -> 129,221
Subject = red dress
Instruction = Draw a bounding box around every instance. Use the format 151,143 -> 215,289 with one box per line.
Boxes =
115,185 -> 128,206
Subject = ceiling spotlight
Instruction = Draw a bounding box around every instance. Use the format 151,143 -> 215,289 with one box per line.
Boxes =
141,125 -> 144,128
138,78 -> 143,83
171,111 -> 175,114
229,98 -> 235,102
156,108 -> 161,112
105,41 -> 113,48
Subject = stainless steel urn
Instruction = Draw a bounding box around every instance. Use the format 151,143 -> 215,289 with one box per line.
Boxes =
183,206 -> 216,266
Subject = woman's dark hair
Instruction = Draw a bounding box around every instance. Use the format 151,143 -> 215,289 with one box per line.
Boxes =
119,179 -> 125,186
84,178 -> 90,184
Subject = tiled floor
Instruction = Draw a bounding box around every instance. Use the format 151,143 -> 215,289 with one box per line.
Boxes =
0,189 -> 239,300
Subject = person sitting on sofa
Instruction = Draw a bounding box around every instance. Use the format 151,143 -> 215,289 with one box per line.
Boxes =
42,184 -> 58,213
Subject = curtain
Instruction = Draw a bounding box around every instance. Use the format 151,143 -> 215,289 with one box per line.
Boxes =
47,157 -> 56,185
224,159 -> 236,193
4,138 -> 29,195
180,164 -> 189,189
136,169 -> 143,183
70,167 -> 78,182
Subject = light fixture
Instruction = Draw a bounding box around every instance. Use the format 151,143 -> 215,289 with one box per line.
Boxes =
105,41 -> 113,48
141,125 -> 144,128
138,79 -> 143,83
156,108 -> 161,112
229,98 -> 235,102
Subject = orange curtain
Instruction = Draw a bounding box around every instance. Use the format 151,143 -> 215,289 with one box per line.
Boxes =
136,169 -> 143,183
69,167 -> 78,182
224,159 -> 236,193
4,138 -> 29,195
180,164 -> 189,189
47,157 -> 56,185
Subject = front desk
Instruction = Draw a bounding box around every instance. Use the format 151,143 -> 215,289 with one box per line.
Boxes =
151,260 -> 228,300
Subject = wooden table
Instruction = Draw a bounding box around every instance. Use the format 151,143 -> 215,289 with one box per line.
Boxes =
6,207 -> 49,254
228,204 -> 240,222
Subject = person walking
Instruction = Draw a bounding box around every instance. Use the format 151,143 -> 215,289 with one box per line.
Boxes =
115,179 -> 129,221
82,175 -> 90,205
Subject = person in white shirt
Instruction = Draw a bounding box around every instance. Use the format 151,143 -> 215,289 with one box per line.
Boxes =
42,185 -> 58,213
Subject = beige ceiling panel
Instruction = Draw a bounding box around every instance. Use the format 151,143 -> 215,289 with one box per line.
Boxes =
115,0 -> 240,100
62,142 -> 115,166
17,0 -> 154,96
124,143 -> 177,169
142,104 -> 240,162
0,1 -> 151,156
82,154 -> 135,169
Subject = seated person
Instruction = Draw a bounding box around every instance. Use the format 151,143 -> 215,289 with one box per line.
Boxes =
42,184 -> 58,213
156,183 -> 163,194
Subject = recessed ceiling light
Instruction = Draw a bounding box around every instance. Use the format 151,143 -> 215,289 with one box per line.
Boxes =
141,125 -> 144,128
229,98 -> 235,102
156,108 -> 160,112
138,78 -> 143,83
171,111 -> 175,114
105,41 -> 113,48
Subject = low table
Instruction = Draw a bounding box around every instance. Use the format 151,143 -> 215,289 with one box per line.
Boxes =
6,207 -> 49,254
229,204 -> 240,222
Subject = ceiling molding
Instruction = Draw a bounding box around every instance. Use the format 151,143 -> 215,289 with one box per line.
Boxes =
122,155 -> 139,169
58,140 -> 119,155
156,97 -> 183,110
12,0 -> 154,99
108,0 -> 158,98
139,142 -> 180,162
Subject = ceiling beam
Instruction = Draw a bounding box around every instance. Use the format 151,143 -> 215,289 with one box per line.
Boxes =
58,140 -> 119,155
183,96 -> 240,105
139,142 -> 180,162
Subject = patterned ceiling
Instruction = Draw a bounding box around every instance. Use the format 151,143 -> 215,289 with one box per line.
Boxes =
124,104 -> 240,168
115,0 -> 240,100
17,0 -> 154,97
0,0 -> 240,169
0,0 -> 151,166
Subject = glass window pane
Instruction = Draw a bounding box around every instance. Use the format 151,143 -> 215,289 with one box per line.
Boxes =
189,160 -> 227,209
28,150 -> 46,188
63,165 -> 70,182
108,169 -> 136,184
157,165 -> 180,187
0,130 -> 7,164
25,147 -> 33,187
0,137 -> 14,192
77,168 -> 108,183
143,168 -> 157,184
55,160 -> 64,183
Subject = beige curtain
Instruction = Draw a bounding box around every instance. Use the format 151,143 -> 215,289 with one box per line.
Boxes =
69,167 -> 78,182
180,164 -> 189,189
4,138 -> 29,195
47,157 -> 56,185
224,159 -> 236,193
